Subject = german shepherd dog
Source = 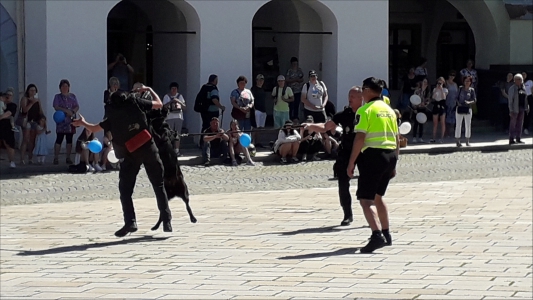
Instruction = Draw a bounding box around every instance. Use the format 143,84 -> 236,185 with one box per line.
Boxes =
145,107 -> 197,230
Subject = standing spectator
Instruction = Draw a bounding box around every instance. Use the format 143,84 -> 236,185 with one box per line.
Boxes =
521,72 -> 532,135
273,120 -> 301,164
227,119 -> 255,166
414,58 -> 428,82
286,57 -> 304,120
411,79 -> 431,143
499,73 -> 514,133
445,71 -> 459,137
52,79 -> 79,165
197,75 -> 224,133
430,77 -> 448,143
455,76 -> 477,147
32,115 -> 50,165
202,117 -> 229,166
508,73 -> 529,144
107,53 -> 134,91
398,68 -> 418,113
460,59 -> 478,91
0,90 -> 17,168
230,76 -> 254,132
251,74 -> 267,147
19,84 -> 44,165
163,82 -> 186,155
301,70 -> 328,123
104,77 -> 121,106
272,75 -> 294,129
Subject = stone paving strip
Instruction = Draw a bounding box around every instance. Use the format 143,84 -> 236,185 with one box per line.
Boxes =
0,176 -> 532,299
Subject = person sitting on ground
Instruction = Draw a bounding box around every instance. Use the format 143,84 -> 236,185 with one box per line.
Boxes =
75,127 -> 103,172
299,115 -> 323,162
227,119 -> 255,166
322,121 -> 341,159
202,117 -> 229,166
273,120 -> 301,164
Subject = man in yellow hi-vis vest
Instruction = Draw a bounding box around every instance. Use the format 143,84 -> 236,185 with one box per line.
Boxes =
347,77 -> 400,254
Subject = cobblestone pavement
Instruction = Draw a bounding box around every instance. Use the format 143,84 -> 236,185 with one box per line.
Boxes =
1,176 -> 532,299
1,150 -> 532,206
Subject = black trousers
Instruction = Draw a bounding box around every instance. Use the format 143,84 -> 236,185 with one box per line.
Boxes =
523,95 -> 533,130
334,154 -> 353,218
118,142 -> 171,224
298,139 -> 322,156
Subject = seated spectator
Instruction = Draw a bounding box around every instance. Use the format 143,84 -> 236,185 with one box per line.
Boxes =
202,117 -> 229,166
100,131 -> 115,170
273,120 -> 301,164
75,128 -> 103,172
299,115 -> 323,161
322,122 -> 341,158
227,119 -> 255,166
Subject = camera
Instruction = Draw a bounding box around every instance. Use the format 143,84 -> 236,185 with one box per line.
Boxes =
119,55 -> 125,62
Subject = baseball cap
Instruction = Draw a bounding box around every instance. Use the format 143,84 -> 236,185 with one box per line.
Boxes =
256,74 -> 264,80
309,70 -> 318,77
306,115 -> 314,123
277,75 -> 285,81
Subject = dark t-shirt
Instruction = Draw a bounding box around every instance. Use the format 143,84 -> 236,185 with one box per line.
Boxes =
518,87 -> 527,109
203,127 -> 223,149
0,102 -> 17,130
332,107 -> 356,157
402,75 -> 418,95
251,86 -> 267,112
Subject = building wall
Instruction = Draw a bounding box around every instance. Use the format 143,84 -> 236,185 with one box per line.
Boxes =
0,0 -> 19,97
509,20 -> 533,65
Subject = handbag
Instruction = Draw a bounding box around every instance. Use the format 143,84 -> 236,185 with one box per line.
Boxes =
231,106 -> 247,120
457,106 -> 470,115
15,107 -> 27,128
125,129 -> 152,153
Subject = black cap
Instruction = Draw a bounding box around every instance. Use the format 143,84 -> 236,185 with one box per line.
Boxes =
290,57 -> 298,63
208,74 -> 218,84
309,70 -> 317,77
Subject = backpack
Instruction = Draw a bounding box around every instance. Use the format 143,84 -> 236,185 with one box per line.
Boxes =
272,86 -> 288,99
304,81 -> 326,95
166,93 -> 182,112
194,84 -> 216,113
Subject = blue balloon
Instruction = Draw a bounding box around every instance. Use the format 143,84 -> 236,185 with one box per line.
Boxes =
87,140 -> 103,153
239,133 -> 251,148
53,111 -> 66,123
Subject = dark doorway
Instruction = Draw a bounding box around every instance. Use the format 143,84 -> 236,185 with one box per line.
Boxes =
389,24 -> 422,90
436,22 -> 476,82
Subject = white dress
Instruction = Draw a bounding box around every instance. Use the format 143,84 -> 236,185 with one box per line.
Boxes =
33,126 -> 48,156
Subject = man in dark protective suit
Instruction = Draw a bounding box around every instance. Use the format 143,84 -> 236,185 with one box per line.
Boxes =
73,86 -> 173,237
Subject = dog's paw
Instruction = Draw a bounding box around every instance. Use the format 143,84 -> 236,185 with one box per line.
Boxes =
190,216 -> 197,223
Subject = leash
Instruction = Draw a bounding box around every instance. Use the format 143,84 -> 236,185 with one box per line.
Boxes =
179,125 -> 306,137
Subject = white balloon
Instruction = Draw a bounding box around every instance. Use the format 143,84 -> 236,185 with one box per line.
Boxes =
399,122 -> 412,135
416,112 -> 428,124
107,150 -> 119,164
410,95 -> 422,105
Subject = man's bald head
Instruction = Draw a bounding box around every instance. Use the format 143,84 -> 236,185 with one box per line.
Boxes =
348,86 -> 364,112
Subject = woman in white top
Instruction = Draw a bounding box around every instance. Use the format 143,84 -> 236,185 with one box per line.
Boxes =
521,72 -> 533,135
273,120 -> 301,164
163,82 -> 186,155
430,77 -> 448,143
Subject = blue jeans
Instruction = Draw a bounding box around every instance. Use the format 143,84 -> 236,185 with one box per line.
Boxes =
202,140 -> 229,164
238,118 -> 252,132
274,110 -> 290,129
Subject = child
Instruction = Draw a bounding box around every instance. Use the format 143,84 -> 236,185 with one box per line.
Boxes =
33,115 -> 50,164
75,128 -> 103,172
228,119 -> 255,166
0,99 -> 19,133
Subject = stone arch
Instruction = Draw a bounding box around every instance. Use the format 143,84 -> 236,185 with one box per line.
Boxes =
252,0 -> 338,118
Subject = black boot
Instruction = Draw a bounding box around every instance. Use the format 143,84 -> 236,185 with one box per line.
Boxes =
516,138 -> 525,144
115,221 -> 138,238
509,138 -> 516,145
360,231 -> 386,253
151,216 -> 173,233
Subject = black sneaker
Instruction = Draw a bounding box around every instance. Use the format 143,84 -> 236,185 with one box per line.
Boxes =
509,139 -> 516,145
383,232 -> 392,246
115,221 -> 138,238
360,234 -> 386,253
516,139 -> 525,144
204,160 -> 210,167
340,216 -> 353,226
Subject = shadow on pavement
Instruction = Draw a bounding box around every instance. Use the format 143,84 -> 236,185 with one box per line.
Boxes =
257,225 -> 368,237
16,235 -> 169,256
278,247 -> 360,260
